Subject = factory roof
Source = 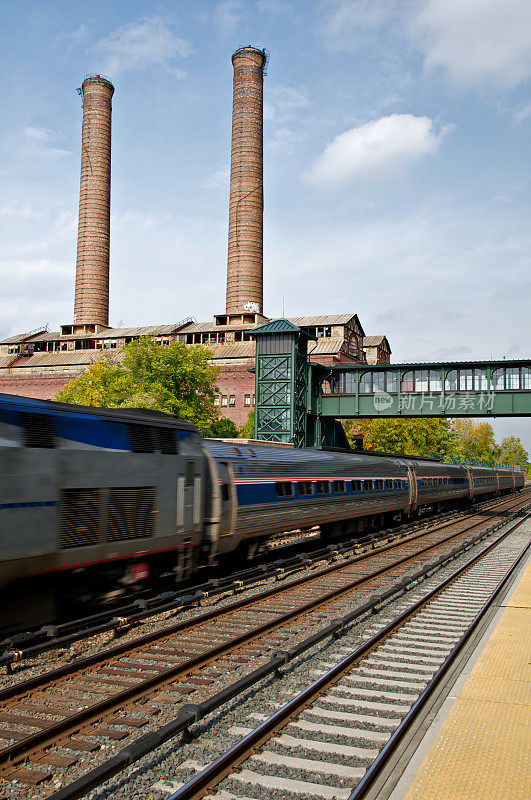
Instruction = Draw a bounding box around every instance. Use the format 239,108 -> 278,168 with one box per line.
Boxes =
10,352 -> 111,368
289,314 -> 363,331
363,335 -> 391,349
0,329 -> 48,344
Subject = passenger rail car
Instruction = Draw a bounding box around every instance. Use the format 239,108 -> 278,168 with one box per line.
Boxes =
0,394 -> 525,630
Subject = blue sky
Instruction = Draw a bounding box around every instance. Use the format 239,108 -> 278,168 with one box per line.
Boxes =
1,1 -> 530,447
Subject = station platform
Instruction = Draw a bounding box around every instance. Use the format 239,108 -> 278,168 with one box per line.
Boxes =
388,538 -> 530,800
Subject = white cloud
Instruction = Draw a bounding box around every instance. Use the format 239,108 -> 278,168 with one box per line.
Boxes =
322,0 -> 397,53
514,102 -> 531,123
215,1 -> 245,37
22,127 -> 70,158
304,114 -> 446,189
413,0 -> 531,87
92,16 -> 192,76
264,86 -> 309,122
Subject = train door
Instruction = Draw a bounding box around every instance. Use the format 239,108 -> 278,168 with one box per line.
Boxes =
177,461 -> 200,532
216,460 -> 237,537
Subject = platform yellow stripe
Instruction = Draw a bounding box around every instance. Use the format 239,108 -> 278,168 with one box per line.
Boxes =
402,561 -> 531,800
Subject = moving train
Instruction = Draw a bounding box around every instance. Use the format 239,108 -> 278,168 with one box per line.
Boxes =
0,393 -> 525,630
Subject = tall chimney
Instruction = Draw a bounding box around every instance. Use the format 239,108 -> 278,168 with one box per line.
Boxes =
226,47 -> 266,317
74,75 -> 114,327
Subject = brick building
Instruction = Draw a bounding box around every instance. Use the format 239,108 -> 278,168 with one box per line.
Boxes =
0,53 -> 391,429
0,314 -> 390,429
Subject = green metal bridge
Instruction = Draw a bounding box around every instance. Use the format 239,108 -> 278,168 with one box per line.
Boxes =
250,319 -> 531,448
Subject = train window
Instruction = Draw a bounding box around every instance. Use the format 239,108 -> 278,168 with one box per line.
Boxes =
351,480 -> 362,492
128,424 -> 155,453
157,428 -> 178,455
276,482 -> 294,497
246,448 -> 256,456
185,462 -> 194,486
385,479 -> 393,489
297,481 -> 313,495
221,484 -> 230,501
375,479 -> 384,490
233,447 -> 242,456
21,412 -> 55,448
333,480 -> 346,493
364,479 -> 374,491
317,480 -> 331,494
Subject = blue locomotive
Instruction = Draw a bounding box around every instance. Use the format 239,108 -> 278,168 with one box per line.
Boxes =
0,393 -> 525,630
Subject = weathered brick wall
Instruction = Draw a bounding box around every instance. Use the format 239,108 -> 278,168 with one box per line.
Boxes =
0,372 -> 79,400
216,362 -> 255,428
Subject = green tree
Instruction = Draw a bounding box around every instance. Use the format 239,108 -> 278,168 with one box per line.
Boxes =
451,419 -> 497,463
239,411 -> 255,439
342,417 -> 455,459
208,417 -> 239,438
497,435 -> 528,467
56,337 -> 222,437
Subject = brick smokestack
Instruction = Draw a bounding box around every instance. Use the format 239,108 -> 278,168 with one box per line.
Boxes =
74,75 -> 114,327
226,47 -> 266,317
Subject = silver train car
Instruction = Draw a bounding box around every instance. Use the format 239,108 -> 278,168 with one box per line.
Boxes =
0,394 -> 525,629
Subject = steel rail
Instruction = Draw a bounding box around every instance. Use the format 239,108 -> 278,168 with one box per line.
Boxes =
2,490 -> 524,661
2,495 -> 528,783
2,490 -> 524,678
165,514 -> 531,800
41,507 -> 530,800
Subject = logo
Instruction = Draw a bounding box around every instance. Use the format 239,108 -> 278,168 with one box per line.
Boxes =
244,302 -> 261,313
373,390 -> 393,411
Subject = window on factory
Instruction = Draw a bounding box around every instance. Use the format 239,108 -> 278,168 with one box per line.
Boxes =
244,394 -> 251,406
297,481 -> 313,495
110,342 -> 117,349
162,340 -> 169,346
214,397 -> 220,406
229,395 -> 235,406
364,479 -> 374,491
221,395 -> 228,406
351,480 -> 362,492
218,333 -> 225,343
235,331 -> 242,341
210,334 -> 217,343
275,481 -> 294,497
332,480 -> 346,493
317,480 -> 331,494
252,394 -> 255,405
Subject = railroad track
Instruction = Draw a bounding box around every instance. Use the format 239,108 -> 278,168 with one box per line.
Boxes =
1,492 -> 522,664
0,492 -> 528,797
167,512 -> 531,800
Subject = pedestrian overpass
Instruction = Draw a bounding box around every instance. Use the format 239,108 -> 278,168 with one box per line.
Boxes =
250,319 -> 531,448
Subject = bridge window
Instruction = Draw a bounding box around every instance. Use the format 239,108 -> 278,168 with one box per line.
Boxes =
459,369 -> 473,391
401,371 -> 414,392
429,370 -> 442,391
415,370 -> 429,392
474,370 -> 488,390
359,373 -> 372,393
445,370 -> 458,391
505,367 -> 520,390
372,372 -> 386,392
492,369 -> 504,390
523,367 -> 531,390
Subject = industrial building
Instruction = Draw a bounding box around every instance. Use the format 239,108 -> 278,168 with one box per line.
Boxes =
0,48 -> 390,430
